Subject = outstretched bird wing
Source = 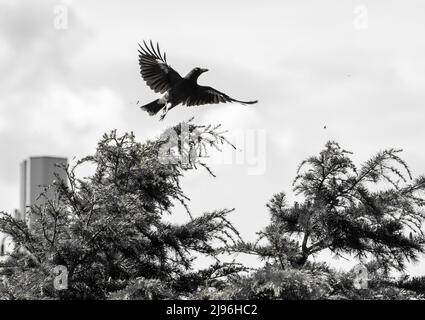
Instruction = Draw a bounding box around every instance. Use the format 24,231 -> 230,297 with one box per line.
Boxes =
183,85 -> 258,107
138,40 -> 182,94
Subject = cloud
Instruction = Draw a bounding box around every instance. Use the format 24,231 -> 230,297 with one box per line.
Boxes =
0,113 -> 5,133
201,104 -> 262,129
0,0 -> 90,90
0,0 -> 126,212
0,85 -> 125,150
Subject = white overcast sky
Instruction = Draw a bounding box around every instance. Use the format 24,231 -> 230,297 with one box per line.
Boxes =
1,0 -> 425,274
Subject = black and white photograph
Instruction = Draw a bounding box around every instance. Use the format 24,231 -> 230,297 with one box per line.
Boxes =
1,0 -> 425,314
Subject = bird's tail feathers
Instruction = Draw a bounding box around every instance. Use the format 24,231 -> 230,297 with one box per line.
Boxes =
231,99 -> 258,105
140,99 -> 165,115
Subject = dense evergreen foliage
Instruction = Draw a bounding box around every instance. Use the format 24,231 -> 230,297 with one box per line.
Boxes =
239,141 -> 425,273
0,120 -> 243,299
1,127 -> 425,300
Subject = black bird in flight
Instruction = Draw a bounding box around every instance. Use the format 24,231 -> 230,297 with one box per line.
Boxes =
138,40 -> 258,120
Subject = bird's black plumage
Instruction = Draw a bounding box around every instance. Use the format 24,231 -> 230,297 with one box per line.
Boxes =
137,40 -> 258,120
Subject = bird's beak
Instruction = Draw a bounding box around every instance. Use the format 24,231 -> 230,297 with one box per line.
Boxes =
201,68 -> 209,73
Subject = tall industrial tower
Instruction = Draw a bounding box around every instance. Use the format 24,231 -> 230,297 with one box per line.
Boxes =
19,156 -> 68,228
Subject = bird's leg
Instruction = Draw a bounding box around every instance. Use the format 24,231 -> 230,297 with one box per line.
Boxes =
160,102 -> 172,121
